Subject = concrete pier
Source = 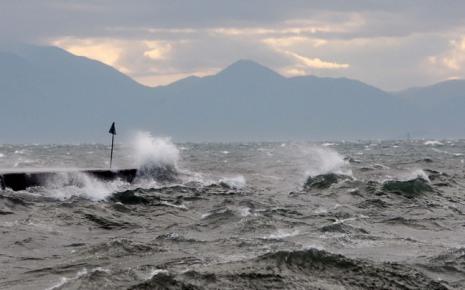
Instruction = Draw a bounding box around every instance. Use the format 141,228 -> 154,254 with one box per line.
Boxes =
0,169 -> 137,191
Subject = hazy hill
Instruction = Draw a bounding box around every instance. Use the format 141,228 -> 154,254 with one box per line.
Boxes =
152,60 -> 408,141
0,45 -> 153,142
397,79 -> 465,138
0,45 -> 463,142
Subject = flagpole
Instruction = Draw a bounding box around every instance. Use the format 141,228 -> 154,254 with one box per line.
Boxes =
110,133 -> 114,169
108,122 -> 116,169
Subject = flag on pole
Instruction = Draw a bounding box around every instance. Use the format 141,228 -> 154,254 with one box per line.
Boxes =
109,122 -> 116,168
109,122 -> 116,135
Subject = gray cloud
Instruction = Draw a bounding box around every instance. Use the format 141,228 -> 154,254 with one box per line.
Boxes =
1,0 -> 465,89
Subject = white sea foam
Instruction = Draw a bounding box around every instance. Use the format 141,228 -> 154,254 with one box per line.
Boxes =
263,229 -> 300,240
424,140 -> 444,146
40,171 -> 128,201
219,175 -> 246,189
28,131 -> 183,200
402,169 -> 431,182
148,269 -> 169,279
303,243 -> 325,251
315,207 -> 328,214
132,131 -> 180,171
46,267 -> 110,290
302,146 -> 352,177
160,201 -> 188,209
387,169 -> 431,183
432,148 -> 450,154
237,206 -> 252,217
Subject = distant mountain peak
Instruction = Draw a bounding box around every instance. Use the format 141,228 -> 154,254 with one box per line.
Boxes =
216,59 -> 283,80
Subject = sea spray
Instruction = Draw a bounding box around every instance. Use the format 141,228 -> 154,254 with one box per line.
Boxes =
289,144 -> 352,178
219,175 -> 247,189
42,171 -> 128,201
402,169 -> 431,182
131,131 -> 180,183
27,132 -> 183,200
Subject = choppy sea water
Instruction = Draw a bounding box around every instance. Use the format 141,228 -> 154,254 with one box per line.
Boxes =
1,135 -> 465,289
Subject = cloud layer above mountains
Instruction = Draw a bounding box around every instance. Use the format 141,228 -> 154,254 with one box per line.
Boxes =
1,0 -> 465,90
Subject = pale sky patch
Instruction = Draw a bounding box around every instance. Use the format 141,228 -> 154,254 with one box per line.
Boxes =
137,68 -> 219,87
281,66 -> 308,77
4,1 -> 463,90
143,40 -> 172,60
440,37 -> 465,70
425,36 -> 465,81
282,50 -> 349,69
263,36 -> 327,48
53,38 -> 123,68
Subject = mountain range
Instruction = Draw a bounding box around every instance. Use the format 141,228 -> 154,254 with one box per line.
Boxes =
1,45 -> 464,143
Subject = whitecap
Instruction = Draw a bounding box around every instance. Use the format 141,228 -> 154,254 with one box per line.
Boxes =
302,146 -> 353,177
46,267 -> 109,290
237,206 -> 251,217
424,140 -> 444,146
219,175 -> 246,189
263,229 -> 300,240
160,201 -> 187,209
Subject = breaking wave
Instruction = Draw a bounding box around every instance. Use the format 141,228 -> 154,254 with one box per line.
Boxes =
131,131 -> 180,183
219,175 -> 247,189
301,145 -> 352,177
40,171 -> 128,201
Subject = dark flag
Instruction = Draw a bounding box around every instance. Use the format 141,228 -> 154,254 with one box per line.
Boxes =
109,122 -> 116,135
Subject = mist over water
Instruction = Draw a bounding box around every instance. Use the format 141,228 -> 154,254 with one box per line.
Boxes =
300,145 -> 353,177
131,131 -> 180,174
1,139 -> 465,289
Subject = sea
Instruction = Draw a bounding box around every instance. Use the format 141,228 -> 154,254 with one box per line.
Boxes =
1,133 -> 464,289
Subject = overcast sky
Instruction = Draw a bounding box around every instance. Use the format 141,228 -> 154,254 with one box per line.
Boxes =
1,0 -> 465,90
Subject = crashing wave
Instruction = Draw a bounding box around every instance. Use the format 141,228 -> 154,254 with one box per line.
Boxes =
132,132 -> 180,184
382,177 -> 433,198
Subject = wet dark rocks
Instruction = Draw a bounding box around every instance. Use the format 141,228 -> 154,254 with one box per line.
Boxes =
304,173 -> 353,190
382,177 -> 433,198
